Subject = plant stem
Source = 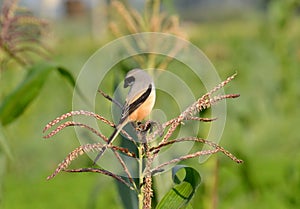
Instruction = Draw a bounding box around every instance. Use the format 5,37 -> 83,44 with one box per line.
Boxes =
137,127 -> 153,209
138,145 -> 144,209
143,142 -> 153,209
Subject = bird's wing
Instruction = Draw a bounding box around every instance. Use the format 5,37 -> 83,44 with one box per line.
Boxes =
118,84 -> 152,124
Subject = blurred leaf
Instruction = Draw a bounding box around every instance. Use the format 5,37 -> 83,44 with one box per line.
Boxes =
0,124 -> 13,160
57,66 -> 92,108
156,165 -> 201,209
57,66 -> 76,86
0,153 -> 6,203
0,62 -> 53,125
0,62 -> 77,125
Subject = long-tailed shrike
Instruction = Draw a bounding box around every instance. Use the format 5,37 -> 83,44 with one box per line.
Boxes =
93,69 -> 156,164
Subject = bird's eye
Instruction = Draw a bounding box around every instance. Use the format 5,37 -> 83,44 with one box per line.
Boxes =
124,76 -> 135,88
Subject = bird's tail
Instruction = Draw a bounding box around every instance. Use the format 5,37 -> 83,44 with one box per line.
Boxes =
93,127 -> 121,165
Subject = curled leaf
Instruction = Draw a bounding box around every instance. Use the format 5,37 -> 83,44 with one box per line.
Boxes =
156,165 -> 201,209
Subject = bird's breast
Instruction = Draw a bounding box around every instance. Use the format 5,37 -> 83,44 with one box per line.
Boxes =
128,90 -> 155,122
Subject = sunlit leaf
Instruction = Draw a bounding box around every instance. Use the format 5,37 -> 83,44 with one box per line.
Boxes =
155,165 -> 201,209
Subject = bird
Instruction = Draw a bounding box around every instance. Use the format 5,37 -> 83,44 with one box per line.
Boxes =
93,69 -> 156,164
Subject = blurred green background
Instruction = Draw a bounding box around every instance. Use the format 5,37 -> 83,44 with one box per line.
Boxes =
1,0 -> 300,209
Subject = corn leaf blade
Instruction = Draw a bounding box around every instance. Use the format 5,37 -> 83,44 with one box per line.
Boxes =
155,165 -> 201,209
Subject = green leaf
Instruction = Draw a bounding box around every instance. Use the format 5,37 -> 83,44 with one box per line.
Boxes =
0,62 -> 77,125
0,124 -> 13,160
155,165 -> 201,209
57,66 -> 91,108
57,66 -> 76,86
0,153 -> 7,201
116,178 -> 138,209
0,62 -> 53,125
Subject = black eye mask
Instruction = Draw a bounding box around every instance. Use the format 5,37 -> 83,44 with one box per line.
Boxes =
124,76 -> 135,88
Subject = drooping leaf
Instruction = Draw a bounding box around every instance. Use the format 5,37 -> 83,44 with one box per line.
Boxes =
57,66 -> 91,108
57,66 -> 76,86
0,62 -> 77,125
0,62 -> 53,125
155,165 -> 201,209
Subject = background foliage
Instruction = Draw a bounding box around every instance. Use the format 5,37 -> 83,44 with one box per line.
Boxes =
1,0 -> 300,208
